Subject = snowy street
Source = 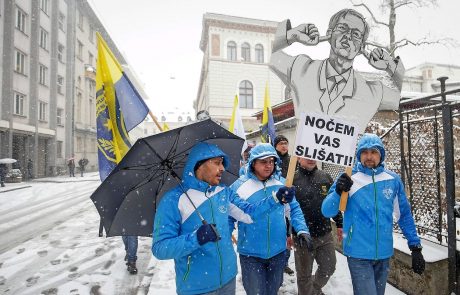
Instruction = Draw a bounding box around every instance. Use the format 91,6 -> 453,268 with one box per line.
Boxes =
0,173 -> 404,294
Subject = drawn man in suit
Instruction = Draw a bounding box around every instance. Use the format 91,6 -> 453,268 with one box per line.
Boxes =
270,9 -> 405,134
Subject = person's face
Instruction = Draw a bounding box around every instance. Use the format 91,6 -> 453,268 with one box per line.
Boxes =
252,157 -> 275,181
298,158 -> 317,171
195,157 -> 225,186
275,141 -> 289,155
329,14 -> 365,60
360,149 -> 381,168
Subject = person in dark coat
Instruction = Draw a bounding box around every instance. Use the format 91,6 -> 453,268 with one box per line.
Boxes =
273,134 -> 295,275
68,156 -> 75,177
78,158 -> 88,177
0,164 -> 7,187
293,158 -> 342,295
274,135 -> 290,177
27,159 -> 33,179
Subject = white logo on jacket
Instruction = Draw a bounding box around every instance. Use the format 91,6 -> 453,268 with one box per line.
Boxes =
218,205 -> 227,214
383,188 -> 393,200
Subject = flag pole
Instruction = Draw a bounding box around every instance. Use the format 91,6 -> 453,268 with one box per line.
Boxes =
148,110 -> 163,132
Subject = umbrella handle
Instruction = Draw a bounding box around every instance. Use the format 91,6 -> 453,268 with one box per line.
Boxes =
201,220 -> 222,241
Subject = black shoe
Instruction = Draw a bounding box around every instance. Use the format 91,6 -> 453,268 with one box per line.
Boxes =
284,266 -> 294,275
127,261 -> 137,274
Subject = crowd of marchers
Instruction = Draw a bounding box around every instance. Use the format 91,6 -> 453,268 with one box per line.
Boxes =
147,133 -> 425,295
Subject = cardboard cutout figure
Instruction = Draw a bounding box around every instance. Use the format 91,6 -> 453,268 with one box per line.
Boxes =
270,9 -> 405,210
270,9 -> 405,135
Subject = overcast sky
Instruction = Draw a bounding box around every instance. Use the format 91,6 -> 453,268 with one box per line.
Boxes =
87,0 -> 460,113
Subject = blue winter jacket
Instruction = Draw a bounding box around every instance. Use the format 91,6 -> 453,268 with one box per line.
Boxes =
230,143 -> 309,259
322,134 -> 421,260
152,142 -> 281,295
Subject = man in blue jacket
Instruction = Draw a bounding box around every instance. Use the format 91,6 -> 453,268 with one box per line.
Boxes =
322,134 -> 425,295
230,143 -> 312,295
152,142 -> 295,295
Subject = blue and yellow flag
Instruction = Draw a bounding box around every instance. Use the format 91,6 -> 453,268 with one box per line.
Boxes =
96,32 -> 149,181
229,94 -> 247,154
261,83 -> 276,145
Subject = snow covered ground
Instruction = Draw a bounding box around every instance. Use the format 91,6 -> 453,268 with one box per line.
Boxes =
0,172 -> 405,294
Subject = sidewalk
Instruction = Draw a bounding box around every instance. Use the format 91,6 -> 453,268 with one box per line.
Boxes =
0,172 -> 101,193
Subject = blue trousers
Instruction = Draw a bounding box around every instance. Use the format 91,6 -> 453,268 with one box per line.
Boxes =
347,257 -> 390,295
199,277 -> 236,295
240,251 -> 286,295
122,236 -> 138,262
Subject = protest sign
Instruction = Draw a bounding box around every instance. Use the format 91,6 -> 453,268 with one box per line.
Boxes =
294,112 -> 359,167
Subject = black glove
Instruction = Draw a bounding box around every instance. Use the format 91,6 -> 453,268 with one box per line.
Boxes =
197,223 -> 219,246
410,245 -> 425,275
335,173 -> 353,195
298,233 -> 313,251
276,186 -> 296,204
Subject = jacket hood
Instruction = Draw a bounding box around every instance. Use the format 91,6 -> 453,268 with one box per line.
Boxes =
356,133 -> 385,166
247,143 -> 281,179
182,142 -> 229,186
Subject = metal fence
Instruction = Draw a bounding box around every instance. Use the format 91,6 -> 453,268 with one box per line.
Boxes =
381,78 -> 459,293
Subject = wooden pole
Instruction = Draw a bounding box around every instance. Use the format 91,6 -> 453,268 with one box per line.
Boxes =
148,110 -> 163,132
339,166 -> 353,211
284,155 -> 298,187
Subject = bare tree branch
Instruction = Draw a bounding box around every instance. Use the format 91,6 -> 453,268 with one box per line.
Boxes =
349,0 -> 389,27
364,40 -> 390,52
394,0 -> 438,10
392,37 -> 458,55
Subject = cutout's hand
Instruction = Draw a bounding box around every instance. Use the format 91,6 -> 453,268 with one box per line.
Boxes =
287,24 -> 320,46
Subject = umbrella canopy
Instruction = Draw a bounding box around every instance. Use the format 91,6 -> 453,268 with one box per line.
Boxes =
0,158 -> 17,164
90,119 -> 244,237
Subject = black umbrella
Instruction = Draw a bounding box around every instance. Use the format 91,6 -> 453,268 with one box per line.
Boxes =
90,119 -> 244,237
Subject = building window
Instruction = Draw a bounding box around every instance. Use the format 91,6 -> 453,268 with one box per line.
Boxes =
255,44 -> 264,63
78,10 -> 84,30
77,41 -> 83,59
58,12 -> 65,32
76,137 -> 83,152
241,43 -> 251,62
57,75 -> 64,94
39,101 -> 47,121
40,0 -> 49,14
16,7 -> 27,33
39,28 -> 48,50
89,80 -> 95,97
227,41 -> 237,61
39,64 -> 48,86
14,92 -> 25,115
57,108 -> 63,125
56,141 -> 63,158
88,52 -> 94,66
89,99 -> 95,125
239,80 -> 253,109
89,26 -> 94,43
76,93 -> 82,122
58,43 -> 65,63
15,50 -> 26,74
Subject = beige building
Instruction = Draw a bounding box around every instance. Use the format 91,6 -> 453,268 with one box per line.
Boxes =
0,0 -> 146,178
404,63 -> 460,93
196,13 -> 460,144
195,13 -> 288,132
